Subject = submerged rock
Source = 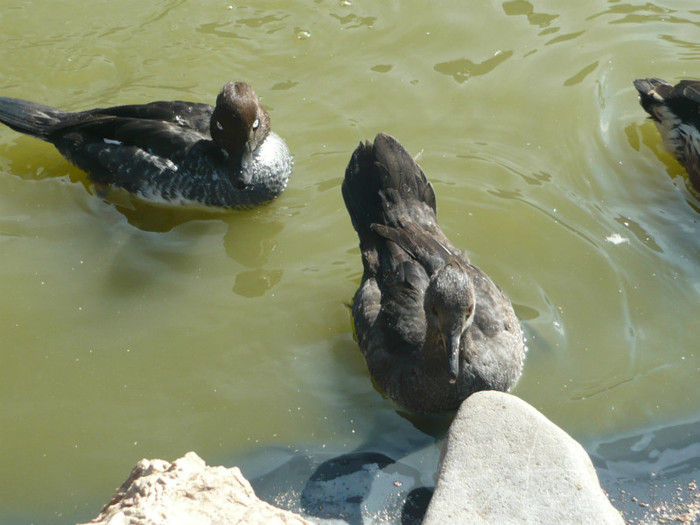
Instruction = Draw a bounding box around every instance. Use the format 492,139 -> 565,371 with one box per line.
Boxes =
423,391 -> 624,524
79,451 -> 311,525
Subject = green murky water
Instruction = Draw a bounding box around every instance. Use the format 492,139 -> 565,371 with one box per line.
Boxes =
1,1 -> 699,522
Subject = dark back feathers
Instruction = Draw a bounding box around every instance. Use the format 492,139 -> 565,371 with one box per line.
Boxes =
342,133 -> 437,238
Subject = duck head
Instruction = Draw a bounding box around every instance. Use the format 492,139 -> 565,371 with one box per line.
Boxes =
424,261 -> 476,384
210,81 -> 271,188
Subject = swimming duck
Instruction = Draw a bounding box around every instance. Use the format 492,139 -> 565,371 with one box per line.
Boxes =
0,82 -> 292,208
634,78 -> 700,191
342,133 -> 525,414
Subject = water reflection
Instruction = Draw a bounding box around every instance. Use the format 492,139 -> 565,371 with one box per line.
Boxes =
625,121 -> 695,194
434,50 -> 513,83
456,151 -> 553,187
594,418 -> 700,474
564,61 -> 599,87
502,0 -> 558,29
223,215 -> 284,268
587,3 -> 700,27
4,1 -> 700,523
270,80 -> 299,91
233,268 -> 283,298
330,13 -> 377,29
613,215 -> 662,252
545,30 -> 585,46
245,424 -> 441,525
371,64 -> 393,73
196,8 -> 289,37
591,418 -> 700,522
195,22 -> 250,40
114,201 -> 229,232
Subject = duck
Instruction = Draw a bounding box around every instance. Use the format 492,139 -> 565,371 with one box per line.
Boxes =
342,133 -> 525,414
633,78 -> 700,192
0,81 -> 293,208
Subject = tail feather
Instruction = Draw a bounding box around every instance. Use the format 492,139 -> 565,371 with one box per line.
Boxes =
342,133 -> 436,236
633,78 -> 671,122
633,78 -> 671,99
0,97 -> 66,140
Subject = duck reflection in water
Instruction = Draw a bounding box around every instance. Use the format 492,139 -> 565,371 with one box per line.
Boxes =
342,133 -> 525,414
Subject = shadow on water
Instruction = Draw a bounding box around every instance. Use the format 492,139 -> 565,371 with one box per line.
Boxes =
98,200 -> 290,297
112,197 -> 232,233
244,434 -> 441,525
590,418 -> 700,523
241,333 -> 451,525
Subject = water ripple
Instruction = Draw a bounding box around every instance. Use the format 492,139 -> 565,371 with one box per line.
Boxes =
434,50 -> 513,83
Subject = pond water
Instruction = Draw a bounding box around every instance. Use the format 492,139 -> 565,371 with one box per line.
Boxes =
1,1 -> 699,523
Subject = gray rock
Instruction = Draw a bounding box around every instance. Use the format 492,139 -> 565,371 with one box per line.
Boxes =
423,391 -> 624,524
79,451 -> 312,525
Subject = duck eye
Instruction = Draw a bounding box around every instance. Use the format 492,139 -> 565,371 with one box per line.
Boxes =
215,120 -> 223,131
252,118 -> 259,130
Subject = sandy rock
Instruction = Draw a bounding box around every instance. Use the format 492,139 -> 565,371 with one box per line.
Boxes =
79,451 -> 312,525
423,391 -> 624,524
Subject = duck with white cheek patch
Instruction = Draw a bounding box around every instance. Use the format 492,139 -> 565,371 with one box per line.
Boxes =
0,81 -> 292,209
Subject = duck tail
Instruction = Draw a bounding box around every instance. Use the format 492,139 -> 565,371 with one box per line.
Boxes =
633,78 -> 674,122
0,97 -> 66,140
342,132 -> 437,235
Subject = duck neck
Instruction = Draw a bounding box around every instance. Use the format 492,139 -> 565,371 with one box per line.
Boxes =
421,323 -> 450,379
380,325 -> 456,414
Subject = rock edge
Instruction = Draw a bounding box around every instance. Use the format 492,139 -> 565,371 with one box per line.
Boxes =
423,390 -> 624,524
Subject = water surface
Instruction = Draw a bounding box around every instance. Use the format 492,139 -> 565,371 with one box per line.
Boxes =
1,1 -> 699,523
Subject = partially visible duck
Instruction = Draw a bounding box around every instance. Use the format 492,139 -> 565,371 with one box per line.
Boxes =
634,78 -> 700,191
0,81 -> 292,208
342,133 -> 525,414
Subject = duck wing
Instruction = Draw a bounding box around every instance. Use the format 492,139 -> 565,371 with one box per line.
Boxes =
49,115 -> 208,157
374,257 -> 430,355
86,101 -> 213,135
675,80 -> 700,105
46,114 -> 218,185
371,221 -> 466,276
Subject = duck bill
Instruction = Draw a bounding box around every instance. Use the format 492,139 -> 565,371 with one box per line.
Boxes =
229,156 -> 252,189
446,333 -> 462,384
228,146 -> 253,189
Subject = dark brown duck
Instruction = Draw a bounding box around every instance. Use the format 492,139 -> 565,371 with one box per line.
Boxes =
0,82 -> 292,208
342,133 -> 525,414
634,78 -> 700,192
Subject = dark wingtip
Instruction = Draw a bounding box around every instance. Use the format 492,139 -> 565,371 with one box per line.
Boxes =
633,78 -> 668,96
345,139 -> 374,179
371,132 -> 410,162
372,131 -> 399,147
632,78 -> 673,121
633,78 -> 651,94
